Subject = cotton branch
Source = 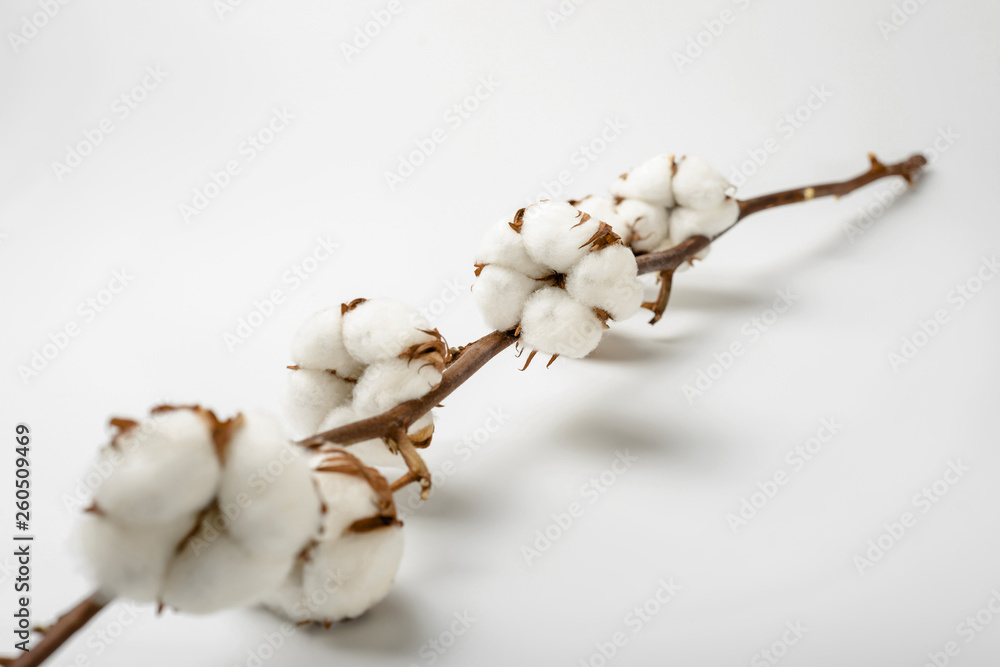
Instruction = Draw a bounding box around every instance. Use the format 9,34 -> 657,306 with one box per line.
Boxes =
304,152 -> 926,461
11,152 -> 925,667
6,594 -> 108,667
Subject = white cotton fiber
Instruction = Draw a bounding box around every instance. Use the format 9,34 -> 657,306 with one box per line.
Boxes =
300,526 -> 404,621
313,455 -> 389,540
669,199 -> 740,242
615,198 -> 670,252
342,298 -> 435,365
475,218 -> 549,279
94,409 -> 221,526
672,155 -> 733,210
162,525 -> 294,614
565,246 -> 643,321
519,287 -> 604,359
573,196 -> 625,227
352,359 -> 442,415
472,264 -> 540,331
520,201 -> 601,274
291,307 -> 364,378
217,411 -> 322,559
608,154 -> 675,207
283,369 -> 354,438
78,512 -> 196,603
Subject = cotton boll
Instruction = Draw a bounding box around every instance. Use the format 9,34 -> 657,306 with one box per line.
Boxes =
672,155 -> 733,210
669,199 -> 740,242
520,201 -> 600,274
573,196 -> 626,226
78,513 -> 196,603
608,154 -> 675,207
615,199 -> 670,253
316,407 -> 405,468
94,409 -> 221,526
300,527 -> 404,622
218,411 -> 322,559
342,299 -> 435,365
162,524 -> 294,614
475,218 -> 549,279
291,307 -> 364,379
261,561 -> 311,623
313,453 -> 394,540
565,246 -> 643,321
472,265 -> 540,331
519,287 -> 604,359
283,369 -> 354,438
352,359 -> 442,415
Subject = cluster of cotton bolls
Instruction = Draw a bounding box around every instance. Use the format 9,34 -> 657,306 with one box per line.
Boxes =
471,154 -> 737,359
282,297 -> 447,467
78,405 -> 406,624
576,153 -> 738,262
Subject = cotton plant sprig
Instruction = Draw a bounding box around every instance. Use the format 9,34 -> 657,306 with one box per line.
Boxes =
8,152 -> 926,667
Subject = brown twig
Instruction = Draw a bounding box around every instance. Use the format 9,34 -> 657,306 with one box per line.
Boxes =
7,594 -> 108,667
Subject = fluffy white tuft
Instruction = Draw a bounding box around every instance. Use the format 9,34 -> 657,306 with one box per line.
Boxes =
94,409 -> 221,526
608,154 -> 675,207
300,527 -> 404,621
282,369 -> 354,438
352,359 -> 442,415
78,513 -> 196,603
162,523 -> 294,615
671,155 -> 732,210
565,246 -> 643,321
519,287 -> 604,359
520,201 -> 600,274
290,307 -> 364,379
217,411 -> 322,559
614,199 -> 670,253
313,458 -> 389,540
342,299 -> 435,365
669,199 -> 740,242
475,218 -> 549,279
472,264 -> 540,331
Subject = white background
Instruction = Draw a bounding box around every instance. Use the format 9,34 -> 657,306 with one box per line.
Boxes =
2,0 -> 999,665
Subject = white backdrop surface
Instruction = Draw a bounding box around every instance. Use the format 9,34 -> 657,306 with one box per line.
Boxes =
1,1 -> 999,666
